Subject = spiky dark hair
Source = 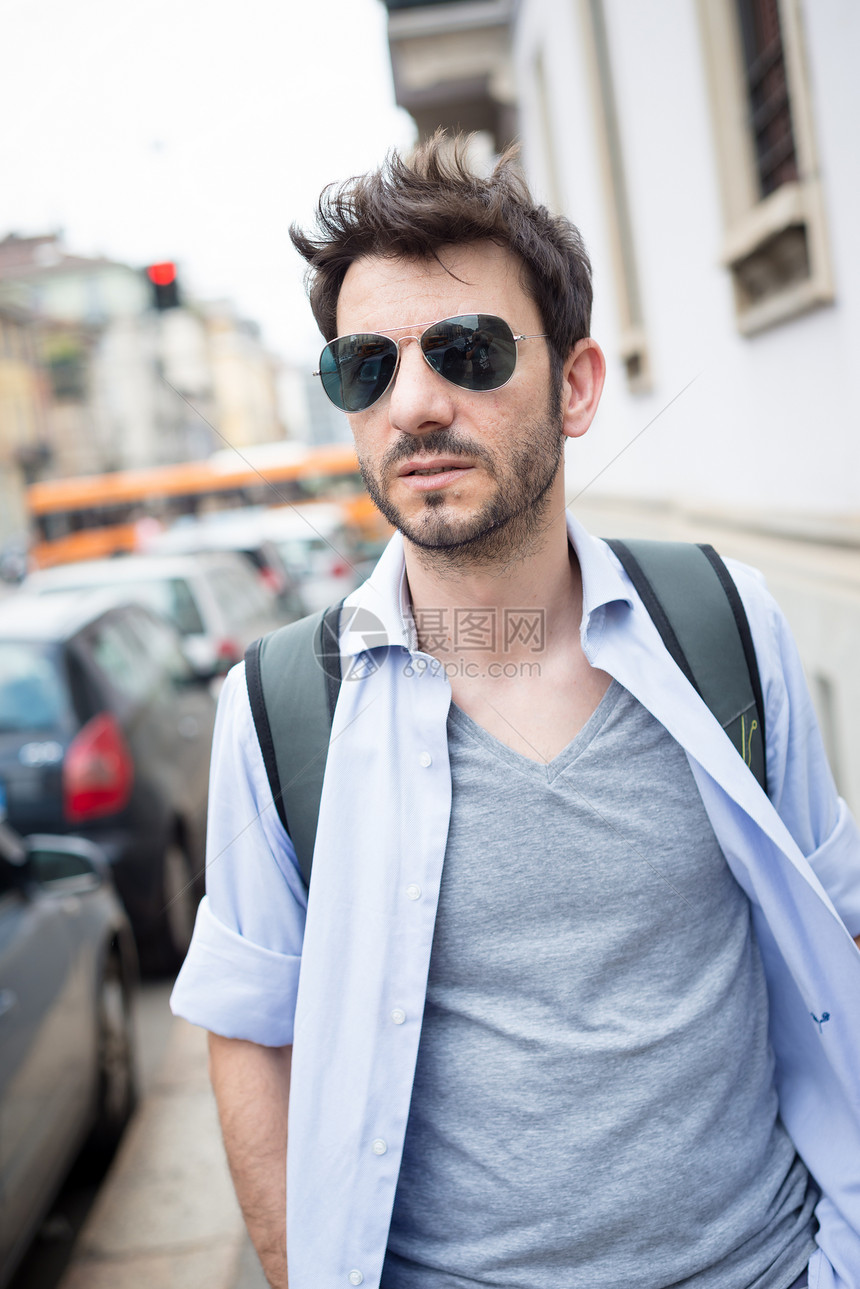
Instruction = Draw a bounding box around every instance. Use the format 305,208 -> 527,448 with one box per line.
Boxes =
290,131 -> 592,383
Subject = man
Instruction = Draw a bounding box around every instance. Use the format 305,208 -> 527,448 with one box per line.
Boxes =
171,136 -> 860,1289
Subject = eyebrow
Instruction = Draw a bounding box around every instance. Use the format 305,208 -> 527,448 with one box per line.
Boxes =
333,314 -> 517,340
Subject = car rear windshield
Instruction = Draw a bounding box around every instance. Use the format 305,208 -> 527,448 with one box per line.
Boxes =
0,642 -> 70,732
40,575 -> 205,636
127,577 -> 205,635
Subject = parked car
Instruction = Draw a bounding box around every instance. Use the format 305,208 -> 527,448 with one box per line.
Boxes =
23,549 -> 288,676
146,511 -> 305,620
256,503 -> 365,614
0,824 -> 138,1287
0,591 -> 216,968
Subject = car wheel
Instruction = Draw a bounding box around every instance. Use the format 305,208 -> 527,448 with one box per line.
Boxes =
159,839 -> 197,969
89,950 -> 137,1156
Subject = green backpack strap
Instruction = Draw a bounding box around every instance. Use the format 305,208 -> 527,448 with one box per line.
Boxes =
244,602 -> 344,888
605,539 -> 767,793
243,541 -> 767,891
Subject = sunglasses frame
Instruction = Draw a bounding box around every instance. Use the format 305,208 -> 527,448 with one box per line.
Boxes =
313,313 -> 548,413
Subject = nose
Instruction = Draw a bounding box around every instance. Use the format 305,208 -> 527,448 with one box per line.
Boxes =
386,335 -> 456,437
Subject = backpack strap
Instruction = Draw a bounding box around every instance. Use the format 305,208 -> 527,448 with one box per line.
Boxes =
244,601 -> 344,888
244,541 -> 767,888
605,539 -> 767,794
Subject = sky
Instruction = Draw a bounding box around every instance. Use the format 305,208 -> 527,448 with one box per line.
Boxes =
0,0 -> 416,363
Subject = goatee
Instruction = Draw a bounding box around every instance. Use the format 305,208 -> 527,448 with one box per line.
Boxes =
358,394 -> 565,572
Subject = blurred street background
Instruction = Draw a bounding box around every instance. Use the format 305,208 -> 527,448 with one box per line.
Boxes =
0,0 -> 858,1285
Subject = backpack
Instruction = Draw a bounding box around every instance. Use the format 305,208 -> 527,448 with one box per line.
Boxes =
245,539 -> 766,888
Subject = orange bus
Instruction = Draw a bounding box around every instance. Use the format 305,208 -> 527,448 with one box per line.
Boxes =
26,442 -> 389,569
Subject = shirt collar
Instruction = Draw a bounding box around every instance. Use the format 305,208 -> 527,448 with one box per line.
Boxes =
341,532 -> 413,657
564,511 -> 634,619
341,512 -> 633,659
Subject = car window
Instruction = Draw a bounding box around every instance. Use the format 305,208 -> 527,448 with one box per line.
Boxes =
122,608 -> 194,685
207,564 -> 265,625
40,574 -> 206,637
166,578 -> 206,634
237,548 -> 265,573
0,858 -> 19,896
230,566 -> 272,614
86,615 -> 157,702
117,576 -> 206,636
65,646 -> 101,723
0,643 -> 70,732
276,538 -> 313,576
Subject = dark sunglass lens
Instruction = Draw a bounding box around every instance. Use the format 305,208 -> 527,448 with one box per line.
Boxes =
422,315 -> 518,392
319,335 -> 398,412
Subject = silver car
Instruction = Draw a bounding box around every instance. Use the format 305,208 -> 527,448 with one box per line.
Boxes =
0,825 -> 138,1287
22,549 -> 289,676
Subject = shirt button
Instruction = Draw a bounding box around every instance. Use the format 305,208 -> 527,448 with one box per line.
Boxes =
419,751 -> 432,767
405,884 -> 421,900
348,1272 -> 364,1286
391,1008 -> 406,1025
371,1138 -> 388,1155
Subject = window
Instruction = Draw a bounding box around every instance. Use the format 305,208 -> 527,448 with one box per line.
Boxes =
87,614 -> 157,702
104,577 -> 205,637
42,334 -> 88,401
0,644 -> 69,732
531,49 -> 564,217
122,608 -> 193,686
209,564 -> 266,625
697,0 -> 833,334
736,0 -> 798,197
579,0 -> 651,391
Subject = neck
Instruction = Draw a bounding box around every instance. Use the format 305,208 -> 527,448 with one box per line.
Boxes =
403,496 -> 581,662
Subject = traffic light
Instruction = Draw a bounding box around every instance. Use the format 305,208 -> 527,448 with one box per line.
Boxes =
146,262 -> 181,310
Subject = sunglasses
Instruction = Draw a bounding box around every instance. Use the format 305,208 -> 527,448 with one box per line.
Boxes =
314,313 -> 548,413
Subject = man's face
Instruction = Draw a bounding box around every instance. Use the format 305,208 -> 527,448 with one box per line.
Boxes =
335,242 -> 566,566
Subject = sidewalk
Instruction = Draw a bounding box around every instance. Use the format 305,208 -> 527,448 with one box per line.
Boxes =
57,1017 -> 267,1289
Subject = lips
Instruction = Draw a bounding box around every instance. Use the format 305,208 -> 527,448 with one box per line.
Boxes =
395,457 -> 475,494
398,457 -> 470,477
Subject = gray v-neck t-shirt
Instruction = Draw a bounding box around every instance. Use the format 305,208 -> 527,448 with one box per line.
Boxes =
383,682 -> 816,1288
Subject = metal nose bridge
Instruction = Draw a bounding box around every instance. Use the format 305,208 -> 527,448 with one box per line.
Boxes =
386,331 -> 438,387
392,332 -> 424,354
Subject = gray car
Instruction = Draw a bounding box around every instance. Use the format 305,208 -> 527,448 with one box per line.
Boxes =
22,549 -> 289,677
0,592 -> 216,968
0,825 -> 138,1287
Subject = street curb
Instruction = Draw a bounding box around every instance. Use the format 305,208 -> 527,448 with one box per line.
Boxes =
56,1018 -> 249,1289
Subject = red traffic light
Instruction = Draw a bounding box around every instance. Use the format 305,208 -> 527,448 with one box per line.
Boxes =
146,262 -> 177,287
145,262 -> 181,310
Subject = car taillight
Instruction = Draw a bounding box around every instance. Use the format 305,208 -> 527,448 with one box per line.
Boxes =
63,712 -> 134,823
215,638 -> 242,667
258,566 -> 286,596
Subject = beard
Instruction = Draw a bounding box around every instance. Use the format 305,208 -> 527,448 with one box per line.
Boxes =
357,392 -> 566,571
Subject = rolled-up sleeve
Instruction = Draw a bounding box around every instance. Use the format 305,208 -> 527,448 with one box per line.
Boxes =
170,663 -> 308,1044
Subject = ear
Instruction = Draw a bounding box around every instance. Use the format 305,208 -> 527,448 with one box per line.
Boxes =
560,339 -> 606,440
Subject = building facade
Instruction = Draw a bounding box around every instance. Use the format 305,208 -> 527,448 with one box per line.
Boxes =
0,303 -> 48,544
0,234 -> 288,501
382,0 -> 859,517
381,0 -> 860,809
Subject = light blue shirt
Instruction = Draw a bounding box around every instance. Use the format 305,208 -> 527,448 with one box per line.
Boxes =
171,516 -> 860,1289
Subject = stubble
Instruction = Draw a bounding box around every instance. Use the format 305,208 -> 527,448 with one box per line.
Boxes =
357,391 -> 565,572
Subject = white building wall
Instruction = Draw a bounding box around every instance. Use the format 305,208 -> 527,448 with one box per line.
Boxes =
513,0 -> 860,516
509,0 -> 860,809
94,319 -> 161,468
